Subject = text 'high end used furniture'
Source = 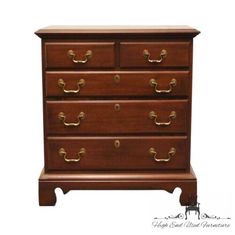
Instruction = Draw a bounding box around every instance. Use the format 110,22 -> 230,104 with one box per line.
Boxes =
35,26 -> 200,206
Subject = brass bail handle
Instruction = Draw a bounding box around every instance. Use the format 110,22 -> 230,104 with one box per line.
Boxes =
143,49 -> 167,63
67,49 -> 92,64
58,147 -> 86,162
149,111 -> 176,126
149,147 -> 176,162
58,112 -> 85,127
149,78 -> 177,94
58,78 -> 85,94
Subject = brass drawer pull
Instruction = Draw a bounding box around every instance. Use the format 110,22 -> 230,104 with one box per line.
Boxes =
67,49 -> 92,64
143,49 -> 167,63
59,147 -> 86,162
149,111 -> 176,126
149,147 -> 176,162
149,78 -> 176,94
58,112 -> 85,127
58,78 -> 85,94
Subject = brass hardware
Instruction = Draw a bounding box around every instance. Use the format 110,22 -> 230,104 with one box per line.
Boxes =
58,78 -> 85,94
143,49 -> 167,63
149,111 -> 176,126
149,147 -> 176,162
58,147 -> 86,162
149,78 -> 177,94
67,49 -> 92,64
113,74 -> 120,84
114,103 -> 120,111
114,140 -> 120,148
58,112 -> 85,127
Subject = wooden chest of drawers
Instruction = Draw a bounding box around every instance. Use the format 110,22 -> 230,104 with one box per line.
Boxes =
35,26 -> 200,206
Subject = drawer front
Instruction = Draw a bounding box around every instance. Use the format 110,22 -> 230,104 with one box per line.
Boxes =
46,136 -> 188,170
120,42 -> 190,68
45,42 -> 115,69
46,100 -> 188,134
45,71 -> 189,97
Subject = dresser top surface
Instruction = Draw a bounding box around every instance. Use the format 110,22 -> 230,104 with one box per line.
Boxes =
35,25 -> 200,38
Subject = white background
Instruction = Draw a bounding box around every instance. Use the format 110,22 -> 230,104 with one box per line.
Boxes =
0,0 -> 234,234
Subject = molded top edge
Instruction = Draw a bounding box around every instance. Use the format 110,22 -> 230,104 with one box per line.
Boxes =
35,25 -> 200,38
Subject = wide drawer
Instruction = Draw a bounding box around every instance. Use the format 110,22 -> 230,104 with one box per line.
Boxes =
120,42 -> 190,68
46,136 -> 188,170
45,100 -> 188,134
45,71 -> 190,97
45,42 -> 115,69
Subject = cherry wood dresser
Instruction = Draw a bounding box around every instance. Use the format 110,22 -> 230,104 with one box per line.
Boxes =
35,26 -> 200,206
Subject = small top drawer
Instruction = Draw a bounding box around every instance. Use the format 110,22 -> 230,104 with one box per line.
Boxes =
45,42 -> 115,69
120,42 -> 190,68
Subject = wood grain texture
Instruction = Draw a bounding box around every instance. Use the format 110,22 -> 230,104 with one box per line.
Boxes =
39,167 -> 197,206
35,25 -> 200,39
45,100 -> 189,134
120,42 -> 190,68
36,25 -> 199,206
45,71 -> 190,98
46,136 -> 188,170
45,42 -> 115,69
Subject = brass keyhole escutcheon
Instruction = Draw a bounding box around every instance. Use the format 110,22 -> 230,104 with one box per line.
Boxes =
114,140 -> 120,148
114,103 -> 120,111
114,74 -> 120,84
